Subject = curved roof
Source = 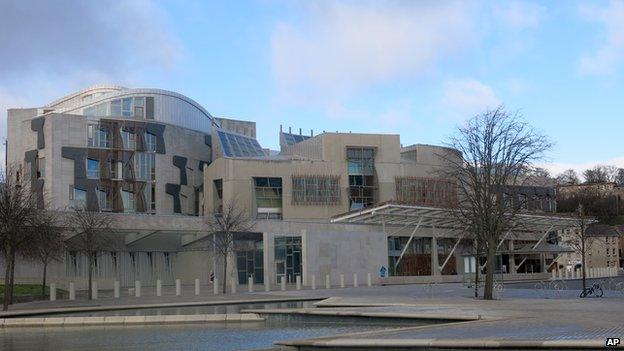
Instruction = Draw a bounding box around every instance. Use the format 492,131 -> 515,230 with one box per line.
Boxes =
45,84 -> 126,108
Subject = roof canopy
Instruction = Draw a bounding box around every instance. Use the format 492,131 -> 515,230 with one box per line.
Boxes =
331,203 -> 583,233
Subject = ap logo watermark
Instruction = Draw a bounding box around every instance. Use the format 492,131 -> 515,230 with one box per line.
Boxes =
606,338 -> 620,347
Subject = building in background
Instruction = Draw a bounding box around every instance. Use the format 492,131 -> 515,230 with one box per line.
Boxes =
4,85 -> 586,290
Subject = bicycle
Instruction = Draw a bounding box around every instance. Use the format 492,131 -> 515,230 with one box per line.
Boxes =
579,283 -> 603,298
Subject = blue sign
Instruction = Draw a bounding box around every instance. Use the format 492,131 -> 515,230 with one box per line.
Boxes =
379,266 -> 387,277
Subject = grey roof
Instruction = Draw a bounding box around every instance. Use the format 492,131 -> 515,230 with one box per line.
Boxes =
509,242 -> 574,254
586,224 -> 622,237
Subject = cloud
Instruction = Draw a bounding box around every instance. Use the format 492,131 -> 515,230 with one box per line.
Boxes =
540,156 -> 624,177
493,1 -> 546,30
578,0 -> 624,75
270,1 -> 476,104
440,79 -> 501,120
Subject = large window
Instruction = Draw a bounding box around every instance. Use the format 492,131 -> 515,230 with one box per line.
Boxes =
145,132 -> 157,152
83,96 -> 147,118
143,184 -> 156,213
135,153 -> 155,181
347,147 -> 376,211
395,177 -> 457,207
292,175 -> 340,205
69,186 -> 87,209
274,236 -> 301,284
37,157 -> 45,179
121,130 -> 136,150
86,158 -> 99,179
254,177 -> 282,219
97,187 -> 111,211
121,190 -> 135,212
87,125 -> 110,148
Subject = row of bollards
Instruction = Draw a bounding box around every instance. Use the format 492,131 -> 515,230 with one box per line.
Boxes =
552,266 -> 618,280
48,272 -> 375,301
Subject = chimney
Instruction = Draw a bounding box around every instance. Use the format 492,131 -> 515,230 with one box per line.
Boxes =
311,129 -> 313,136
289,126 -> 292,133
280,124 -> 283,133
299,128 -> 302,135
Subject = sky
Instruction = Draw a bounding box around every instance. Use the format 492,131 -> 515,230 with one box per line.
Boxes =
1,0 -> 624,176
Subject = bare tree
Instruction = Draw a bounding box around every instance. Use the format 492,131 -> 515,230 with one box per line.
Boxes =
561,205 -> 596,291
23,210 -> 65,299
583,165 -> 618,184
66,207 -> 113,299
205,198 -> 254,293
616,168 -> 624,187
0,166 -> 39,310
555,169 -> 580,186
440,106 -> 552,300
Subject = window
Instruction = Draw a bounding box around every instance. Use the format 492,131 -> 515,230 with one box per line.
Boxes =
110,99 -> 122,116
145,132 -> 157,152
37,158 -> 45,179
97,188 -> 111,211
133,97 -> 144,118
121,190 -> 135,212
254,177 -> 282,219
121,130 -> 136,150
86,158 -> 99,179
143,184 -> 156,213
87,124 -> 110,148
292,175 -> 340,205
69,186 -> 87,209
347,147 -> 376,211
395,177 -> 457,207
122,98 -> 132,117
135,153 -> 155,181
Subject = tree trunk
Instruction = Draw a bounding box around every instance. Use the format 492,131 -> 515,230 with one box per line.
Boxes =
88,253 -> 93,300
474,242 -> 480,299
483,243 -> 496,300
41,261 -> 48,299
581,239 -> 586,291
8,252 -> 15,305
2,247 -> 13,311
222,253 -> 228,294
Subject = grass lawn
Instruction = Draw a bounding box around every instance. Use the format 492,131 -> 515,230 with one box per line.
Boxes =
0,284 -> 49,298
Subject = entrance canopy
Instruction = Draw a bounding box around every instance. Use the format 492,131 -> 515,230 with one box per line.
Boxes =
331,202 -> 582,233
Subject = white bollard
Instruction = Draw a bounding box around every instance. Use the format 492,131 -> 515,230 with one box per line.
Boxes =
353,273 -> 358,287
551,270 -> 556,280
175,279 -> 181,296
340,274 -> 345,288
248,277 -> 253,293
281,276 -> 286,291
213,278 -> 219,295
565,269 -> 569,280
195,279 -> 200,295
589,268 -> 594,278
265,280 -> 270,292
311,275 -> 316,290
92,281 -> 98,300
49,283 -> 56,301
69,282 -> 75,301
156,279 -> 162,297
558,270 -> 562,280
296,275 -> 301,290
325,274 -> 330,289
231,279 -> 237,294
367,273 -> 372,287
114,281 -> 120,298
135,280 -> 141,297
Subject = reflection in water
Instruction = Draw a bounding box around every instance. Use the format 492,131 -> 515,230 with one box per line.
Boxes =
0,321 -> 396,351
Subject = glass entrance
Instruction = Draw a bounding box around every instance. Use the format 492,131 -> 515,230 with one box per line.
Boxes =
236,247 -> 264,284
274,236 -> 301,284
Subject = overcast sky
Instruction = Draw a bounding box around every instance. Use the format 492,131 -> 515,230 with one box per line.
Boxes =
1,0 -> 623,175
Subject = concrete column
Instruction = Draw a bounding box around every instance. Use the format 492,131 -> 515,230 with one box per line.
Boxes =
91,282 -> 98,300
340,274 -> 345,288
175,279 -> 181,296
296,275 -> 301,290
311,275 -> 316,290
231,279 -> 237,294
49,283 -> 56,301
156,280 -> 162,297
280,276 -> 286,291
214,278 -> 219,295
325,274 -> 330,289
69,282 -> 75,300
431,236 -> 440,276
195,279 -> 201,295
558,270 -> 562,280
565,269 -> 569,280
353,273 -> 358,287
135,280 -> 141,297
265,280 -> 270,292
509,240 -> 516,274
540,254 -> 547,273
551,269 -> 556,280
367,273 -> 372,287
248,277 -> 253,293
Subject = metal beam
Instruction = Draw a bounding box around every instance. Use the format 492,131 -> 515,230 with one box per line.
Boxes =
532,224 -> 554,250
394,217 -> 423,269
439,232 -> 465,271
125,230 -> 160,245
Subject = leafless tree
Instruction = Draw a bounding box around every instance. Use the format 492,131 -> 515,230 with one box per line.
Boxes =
615,168 -> 624,187
22,210 -> 65,299
66,207 -> 113,299
583,165 -> 618,184
555,169 -> 580,186
204,197 -> 254,293
0,165 -> 39,310
561,205 -> 597,291
439,106 -> 552,300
